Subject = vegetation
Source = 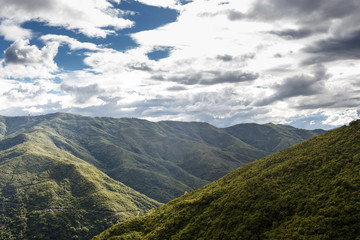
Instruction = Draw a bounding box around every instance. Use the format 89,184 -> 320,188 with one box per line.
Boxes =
0,120 -> 160,239
225,122 -> 324,153
0,113 -> 321,203
0,113 -> 323,239
93,120 -> 360,240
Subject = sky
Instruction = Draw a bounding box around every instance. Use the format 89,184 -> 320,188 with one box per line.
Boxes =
0,0 -> 359,130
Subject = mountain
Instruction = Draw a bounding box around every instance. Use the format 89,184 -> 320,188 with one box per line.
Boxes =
0,129 -> 160,240
0,113 -> 323,239
0,113 -> 322,203
225,122 -> 325,153
93,120 -> 360,240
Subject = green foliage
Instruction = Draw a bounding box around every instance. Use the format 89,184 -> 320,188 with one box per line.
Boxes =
0,113 -> 323,239
0,113 -> 321,203
94,120 -> 360,240
0,125 -> 160,239
225,122 -> 324,153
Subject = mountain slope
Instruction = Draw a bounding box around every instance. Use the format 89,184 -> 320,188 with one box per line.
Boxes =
0,131 -> 160,240
0,113 -> 324,239
225,122 -> 324,153
93,120 -> 360,240
0,113 -> 322,203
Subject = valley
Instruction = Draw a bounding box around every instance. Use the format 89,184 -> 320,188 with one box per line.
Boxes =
0,113 -> 324,239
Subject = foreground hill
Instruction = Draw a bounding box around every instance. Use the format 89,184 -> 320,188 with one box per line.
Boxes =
93,120 -> 360,240
0,131 -> 160,240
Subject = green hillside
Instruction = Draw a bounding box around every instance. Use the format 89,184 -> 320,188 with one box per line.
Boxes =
0,113 -> 322,203
93,120 -> 360,240
0,113 -> 323,239
225,122 -> 324,153
0,131 -> 160,240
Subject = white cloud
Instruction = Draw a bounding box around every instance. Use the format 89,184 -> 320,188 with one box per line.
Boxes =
0,79 -> 59,113
0,20 -> 32,41
35,0 -> 357,128
0,0 -> 134,38
41,35 -> 101,51
4,39 -> 58,66
135,0 -> 182,9
322,109 -> 360,126
0,39 -> 59,79
1,0 -> 359,129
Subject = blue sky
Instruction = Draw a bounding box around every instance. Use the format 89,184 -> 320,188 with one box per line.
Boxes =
0,0 -> 359,130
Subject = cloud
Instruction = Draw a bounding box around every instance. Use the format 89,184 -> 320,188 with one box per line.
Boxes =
296,94 -> 360,110
134,0 -> 182,9
153,70 -> 259,85
3,82 -> 46,101
0,0 -> 134,38
0,39 -> 59,79
60,83 -> 105,104
1,0 -> 360,130
269,28 -> 313,40
255,65 -> 328,106
127,62 -> 153,72
216,55 -> 234,62
4,39 -> 59,66
249,0 -> 360,23
303,30 -> 360,64
0,20 -> 32,41
322,109 -> 360,126
293,73 -> 360,110
166,86 -> 187,91
41,34 -> 101,51
57,86 -> 257,127
0,80 -> 59,115
227,10 -> 245,21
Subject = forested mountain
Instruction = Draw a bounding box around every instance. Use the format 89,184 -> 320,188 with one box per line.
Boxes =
93,120 -> 360,240
0,113 -> 322,202
225,122 -> 325,153
0,126 -> 160,239
0,113 -> 323,239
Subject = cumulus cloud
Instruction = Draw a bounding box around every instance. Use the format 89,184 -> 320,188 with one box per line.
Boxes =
322,109 -> 360,126
4,39 -> 59,66
0,39 -> 59,79
0,0 -> 134,38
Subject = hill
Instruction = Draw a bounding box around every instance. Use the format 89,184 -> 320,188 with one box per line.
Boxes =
0,113 -> 322,203
93,120 -> 360,240
225,122 -> 325,153
0,113 -> 323,239
0,130 -> 160,240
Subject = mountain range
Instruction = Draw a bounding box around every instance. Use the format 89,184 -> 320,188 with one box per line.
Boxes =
0,113 -> 323,239
94,120 -> 360,240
